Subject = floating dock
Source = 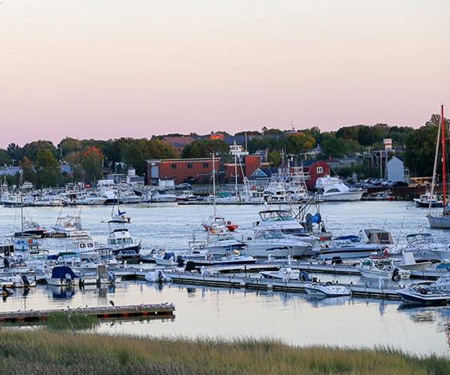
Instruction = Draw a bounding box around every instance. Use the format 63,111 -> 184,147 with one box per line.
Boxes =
166,272 -> 400,300
0,303 -> 175,323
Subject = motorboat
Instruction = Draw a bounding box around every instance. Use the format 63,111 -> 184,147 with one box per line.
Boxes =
319,228 -> 394,261
316,176 -> 363,201
245,229 -> 314,258
254,209 -> 319,248
414,192 -> 443,208
152,250 -> 179,266
144,269 -> 172,283
304,283 -> 352,297
51,215 -> 90,238
150,190 -> 177,203
45,265 -> 78,287
397,283 -> 450,306
260,267 -> 300,281
204,228 -> 246,257
106,226 -> 141,261
395,251 -> 432,271
403,233 -> 450,262
358,258 -> 410,280
14,219 -> 48,238
185,251 -> 256,268
203,216 -> 238,232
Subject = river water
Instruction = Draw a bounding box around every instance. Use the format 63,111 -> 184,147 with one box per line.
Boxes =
1,201 -> 449,356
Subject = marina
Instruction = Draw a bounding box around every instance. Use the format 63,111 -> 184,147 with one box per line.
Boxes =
0,200 -> 449,356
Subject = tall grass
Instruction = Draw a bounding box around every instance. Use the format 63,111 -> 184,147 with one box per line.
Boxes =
0,329 -> 447,375
45,312 -> 98,331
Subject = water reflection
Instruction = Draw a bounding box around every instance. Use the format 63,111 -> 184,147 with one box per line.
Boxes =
46,285 -> 76,299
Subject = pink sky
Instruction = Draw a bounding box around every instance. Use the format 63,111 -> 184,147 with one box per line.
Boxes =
0,0 -> 449,147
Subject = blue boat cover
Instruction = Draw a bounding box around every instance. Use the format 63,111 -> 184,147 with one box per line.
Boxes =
51,266 -> 78,279
163,252 -> 175,260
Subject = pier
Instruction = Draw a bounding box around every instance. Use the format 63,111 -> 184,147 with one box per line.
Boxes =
0,303 -> 175,323
165,272 -> 401,300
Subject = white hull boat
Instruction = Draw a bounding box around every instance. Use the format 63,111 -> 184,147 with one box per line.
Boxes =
304,283 -> 352,297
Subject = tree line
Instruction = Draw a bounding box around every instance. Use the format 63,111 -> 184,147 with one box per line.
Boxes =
0,113 -> 446,187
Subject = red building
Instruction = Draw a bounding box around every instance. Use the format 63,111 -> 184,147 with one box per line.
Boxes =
304,161 -> 331,189
147,158 -> 219,185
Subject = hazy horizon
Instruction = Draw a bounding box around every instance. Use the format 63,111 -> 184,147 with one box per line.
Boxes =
1,0 -> 449,148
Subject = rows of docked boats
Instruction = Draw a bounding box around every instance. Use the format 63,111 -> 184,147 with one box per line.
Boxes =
0,174 -> 368,208
1,205 -> 450,305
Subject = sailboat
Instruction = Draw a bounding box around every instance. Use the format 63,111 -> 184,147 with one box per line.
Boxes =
109,189 -> 131,224
427,105 -> 450,228
202,153 -> 239,232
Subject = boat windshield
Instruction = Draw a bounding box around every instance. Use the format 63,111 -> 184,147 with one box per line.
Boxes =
257,230 -> 284,240
406,233 -> 433,244
259,210 -> 294,222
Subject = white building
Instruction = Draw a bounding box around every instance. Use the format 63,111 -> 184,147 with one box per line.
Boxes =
387,157 -> 409,182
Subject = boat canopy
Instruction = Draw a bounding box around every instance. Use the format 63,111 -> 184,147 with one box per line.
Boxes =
364,229 -> 394,245
51,266 -> 78,279
259,210 -> 294,222
406,233 -> 433,244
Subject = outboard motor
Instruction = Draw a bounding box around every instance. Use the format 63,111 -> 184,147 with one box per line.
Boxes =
392,267 -> 400,282
177,255 -> 185,267
300,271 -> 310,282
185,261 -> 196,272
21,275 -> 30,288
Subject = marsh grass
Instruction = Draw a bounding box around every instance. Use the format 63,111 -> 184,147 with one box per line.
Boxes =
0,329 -> 448,375
45,312 -> 98,331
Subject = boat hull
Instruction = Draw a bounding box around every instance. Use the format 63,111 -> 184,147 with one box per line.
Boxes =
427,214 -> 450,229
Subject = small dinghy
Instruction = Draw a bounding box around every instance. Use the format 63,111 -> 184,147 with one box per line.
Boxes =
144,270 -> 172,283
304,282 -> 352,298
260,267 -> 302,281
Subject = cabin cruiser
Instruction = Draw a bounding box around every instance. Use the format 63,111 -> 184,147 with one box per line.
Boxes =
150,190 -> 177,203
319,228 -> 394,261
106,226 -> 141,261
185,250 -> 256,268
254,209 -> 319,248
358,258 -> 410,280
316,176 -> 363,201
245,229 -> 314,258
413,192 -> 443,208
403,233 -> 450,262
204,229 -> 246,257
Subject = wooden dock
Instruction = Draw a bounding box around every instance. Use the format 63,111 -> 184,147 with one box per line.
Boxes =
0,303 -> 175,323
167,272 -> 400,300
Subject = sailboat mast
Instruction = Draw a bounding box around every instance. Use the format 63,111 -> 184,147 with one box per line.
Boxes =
441,105 -> 447,215
429,113 -> 441,215
212,153 -> 216,217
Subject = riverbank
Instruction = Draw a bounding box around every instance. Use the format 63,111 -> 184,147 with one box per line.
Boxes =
0,329 -> 448,375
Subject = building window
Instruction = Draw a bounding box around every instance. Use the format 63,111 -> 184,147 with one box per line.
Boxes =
203,163 -> 209,168
187,163 -> 193,169
316,166 -> 323,174
171,164 -> 177,169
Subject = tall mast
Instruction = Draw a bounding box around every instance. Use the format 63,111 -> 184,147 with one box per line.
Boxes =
212,153 -> 216,217
441,105 -> 447,215
429,112 -> 441,215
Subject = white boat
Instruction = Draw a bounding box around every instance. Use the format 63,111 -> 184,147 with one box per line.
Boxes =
316,176 -> 363,201
403,233 -> 450,262
151,190 -> 177,203
106,226 -> 141,260
396,251 -> 432,271
204,229 -> 247,257
52,214 -> 91,238
358,258 -> 410,280
304,283 -> 352,297
319,229 -> 394,261
260,267 -> 300,281
245,229 -> 313,258
152,250 -> 179,266
427,105 -> 450,228
144,269 -> 172,283
397,283 -> 450,306
45,266 -> 78,287
254,209 -> 319,248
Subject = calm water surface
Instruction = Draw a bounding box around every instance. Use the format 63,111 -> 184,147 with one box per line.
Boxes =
0,201 -> 449,356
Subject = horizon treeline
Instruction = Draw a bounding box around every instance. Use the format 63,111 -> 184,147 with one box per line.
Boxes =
0,113 -> 447,188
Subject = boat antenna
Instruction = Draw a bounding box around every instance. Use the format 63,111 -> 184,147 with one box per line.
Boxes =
395,215 -> 406,253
